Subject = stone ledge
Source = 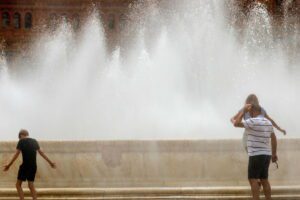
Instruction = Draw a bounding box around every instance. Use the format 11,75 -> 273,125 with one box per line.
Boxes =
0,197 -> 300,200
1,140 -> 299,188
1,139 -> 299,153
0,186 -> 300,199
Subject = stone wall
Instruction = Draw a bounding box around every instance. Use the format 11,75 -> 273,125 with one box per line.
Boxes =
0,139 -> 299,188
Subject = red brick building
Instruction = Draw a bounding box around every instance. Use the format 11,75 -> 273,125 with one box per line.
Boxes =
0,0 -> 299,60
0,0 -> 134,59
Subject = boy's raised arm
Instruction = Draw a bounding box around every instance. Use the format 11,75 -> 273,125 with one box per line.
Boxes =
232,104 -> 251,128
3,150 -> 20,171
233,111 -> 244,127
230,110 -> 243,124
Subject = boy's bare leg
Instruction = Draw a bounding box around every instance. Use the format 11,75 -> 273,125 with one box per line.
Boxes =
16,180 -> 24,200
28,182 -> 37,200
249,179 -> 260,200
261,179 -> 271,200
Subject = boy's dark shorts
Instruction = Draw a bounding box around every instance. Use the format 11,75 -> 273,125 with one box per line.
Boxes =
248,155 -> 271,179
18,165 -> 37,182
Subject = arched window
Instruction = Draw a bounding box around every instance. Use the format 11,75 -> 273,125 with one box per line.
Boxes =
24,12 -> 32,29
119,14 -> 127,30
72,14 -> 80,31
13,13 -> 21,29
108,14 -> 115,30
2,12 -> 10,28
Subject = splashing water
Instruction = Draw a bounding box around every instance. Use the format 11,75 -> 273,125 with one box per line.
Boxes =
0,1 -> 299,140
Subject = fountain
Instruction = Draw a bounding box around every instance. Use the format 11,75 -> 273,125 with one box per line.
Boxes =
0,0 -> 299,199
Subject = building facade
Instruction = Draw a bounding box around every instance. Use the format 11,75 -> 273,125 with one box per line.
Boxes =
0,0 -> 299,60
0,0 -> 134,59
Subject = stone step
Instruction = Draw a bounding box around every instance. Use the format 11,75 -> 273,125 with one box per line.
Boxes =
1,197 -> 300,200
0,186 -> 300,200
1,196 -> 300,200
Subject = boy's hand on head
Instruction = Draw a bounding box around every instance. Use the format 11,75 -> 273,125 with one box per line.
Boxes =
244,104 -> 252,112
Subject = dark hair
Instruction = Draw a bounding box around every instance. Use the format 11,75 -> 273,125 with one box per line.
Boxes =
245,94 -> 259,106
18,129 -> 29,139
251,104 -> 261,113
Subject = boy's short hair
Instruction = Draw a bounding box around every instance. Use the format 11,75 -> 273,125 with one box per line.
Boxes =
18,129 -> 29,139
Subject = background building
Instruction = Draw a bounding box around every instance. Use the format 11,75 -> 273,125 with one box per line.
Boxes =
0,0 -> 299,61
0,0 -> 134,60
